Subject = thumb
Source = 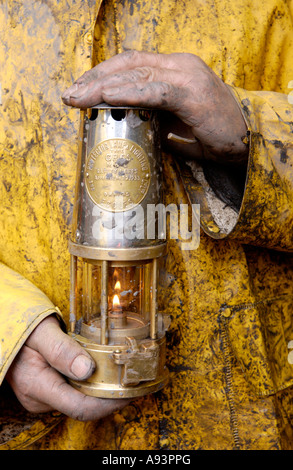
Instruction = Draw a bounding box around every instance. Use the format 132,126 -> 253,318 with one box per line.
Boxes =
26,315 -> 96,381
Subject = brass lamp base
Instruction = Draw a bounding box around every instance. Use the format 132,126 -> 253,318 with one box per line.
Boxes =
69,332 -> 169,399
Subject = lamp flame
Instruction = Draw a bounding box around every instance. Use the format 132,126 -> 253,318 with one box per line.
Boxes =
113,294 -> 120,307
114,281 -> 121,290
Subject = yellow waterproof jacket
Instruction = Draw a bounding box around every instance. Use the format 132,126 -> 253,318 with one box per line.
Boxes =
0,0 -> 293,450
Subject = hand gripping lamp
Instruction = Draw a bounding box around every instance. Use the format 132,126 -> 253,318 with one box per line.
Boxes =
68,105 -> 169,398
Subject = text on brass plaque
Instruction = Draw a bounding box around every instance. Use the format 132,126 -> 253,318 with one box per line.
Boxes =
85,138 -> 151,212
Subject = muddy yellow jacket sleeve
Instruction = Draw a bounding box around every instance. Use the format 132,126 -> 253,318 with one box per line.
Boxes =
0,262 -> 62,385
182,87 -> 293,252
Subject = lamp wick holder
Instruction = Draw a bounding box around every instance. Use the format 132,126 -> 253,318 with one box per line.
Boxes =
68,105 -> 169,398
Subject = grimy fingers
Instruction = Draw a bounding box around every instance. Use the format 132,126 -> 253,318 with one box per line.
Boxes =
61,50 -> 194,107
62,51 -> 164,105
26,316 -> 96,381
34,367 -> 130,421
66,67 -> 190,110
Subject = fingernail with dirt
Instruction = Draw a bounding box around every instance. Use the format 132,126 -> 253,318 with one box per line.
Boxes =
62,83 -> 82,102
71,355 -> 95,380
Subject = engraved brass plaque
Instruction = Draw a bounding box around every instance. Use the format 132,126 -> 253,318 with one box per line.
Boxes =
85,138 -> 151,212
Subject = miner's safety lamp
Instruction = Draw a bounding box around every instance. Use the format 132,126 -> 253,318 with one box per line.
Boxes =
68,105 -> 169,398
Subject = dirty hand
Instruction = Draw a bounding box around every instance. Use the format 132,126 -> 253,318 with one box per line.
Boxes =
6,315 -> 129,421
62,50 -> 248,163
